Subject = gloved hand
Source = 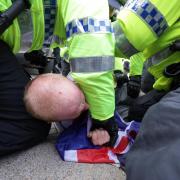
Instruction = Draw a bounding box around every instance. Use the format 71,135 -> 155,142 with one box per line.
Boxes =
114,70 -> 129,88
24,50 -> 48,67
90,117 -> 119,147
127,75 -> 141,98
164,62 -> 180,90
164,62 -> 180,78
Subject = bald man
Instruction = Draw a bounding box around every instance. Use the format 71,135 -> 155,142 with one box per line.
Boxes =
24,74 -> 110,146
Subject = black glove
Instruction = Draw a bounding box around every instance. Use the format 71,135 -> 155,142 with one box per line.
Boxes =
91,117 -> 119,147
114,70 -> 129,88
164,62 -> 180,90
24,50 -> 48,67
127,75 -> 141,98
164,62 -> 180,78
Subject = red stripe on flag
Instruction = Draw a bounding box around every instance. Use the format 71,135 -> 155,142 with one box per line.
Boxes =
112,136 -> 129,154
77,148 -> 115,163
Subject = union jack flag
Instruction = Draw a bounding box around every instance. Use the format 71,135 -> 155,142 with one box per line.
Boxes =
56,111 -> 140,168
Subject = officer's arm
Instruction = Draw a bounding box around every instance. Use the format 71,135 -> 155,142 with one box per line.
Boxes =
0,0 -> 30,35
113,0 -> 180,58
127,52 -> 145,98
59,0 -> 118,147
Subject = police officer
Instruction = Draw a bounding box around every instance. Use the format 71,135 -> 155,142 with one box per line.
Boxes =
112,0 -> 180,179
58,0 -> 119,146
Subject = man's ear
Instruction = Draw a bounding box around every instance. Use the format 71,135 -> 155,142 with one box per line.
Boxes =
84,103 -> 89,110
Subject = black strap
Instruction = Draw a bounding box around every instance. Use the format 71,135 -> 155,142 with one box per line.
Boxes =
0,0 -> 28,35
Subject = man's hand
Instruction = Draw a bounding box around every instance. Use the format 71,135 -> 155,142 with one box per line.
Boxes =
88,129 -> 110,146
90,117 -> 119,147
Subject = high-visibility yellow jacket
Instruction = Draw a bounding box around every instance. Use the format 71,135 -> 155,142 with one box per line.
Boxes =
59,0 -> 115,121
129,52 -> 145,76
129,21 -> 180,91
0,0 -> 62,53
0,0 -> 21,53
115,0 -> 180,90
145,21 -> 180,91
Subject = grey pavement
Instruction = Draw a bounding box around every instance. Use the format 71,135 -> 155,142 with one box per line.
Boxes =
0,124 -> 126,180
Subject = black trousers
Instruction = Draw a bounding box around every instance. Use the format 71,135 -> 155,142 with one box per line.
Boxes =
0,40 -> 51,156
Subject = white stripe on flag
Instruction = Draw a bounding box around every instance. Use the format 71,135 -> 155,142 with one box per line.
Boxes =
64,150 -> 78,162
114,130 -> 127,148
108,150 -> 120,164
114,130 -> 131,154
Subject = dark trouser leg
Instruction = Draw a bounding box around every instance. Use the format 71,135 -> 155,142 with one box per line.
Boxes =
0,40 -> 51,156
127,89 -> 166,122
126,87 -> 180,180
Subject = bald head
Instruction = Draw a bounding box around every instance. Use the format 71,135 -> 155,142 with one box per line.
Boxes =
24,74 -> 88,122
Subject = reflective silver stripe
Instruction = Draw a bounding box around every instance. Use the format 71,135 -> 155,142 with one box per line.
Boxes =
70,56 -> 114,73
149,47 -> 173,65
66,17 -> 113,39
113,21 -> 138,57
18,10 -> 33,52
125,0 -> 168,36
